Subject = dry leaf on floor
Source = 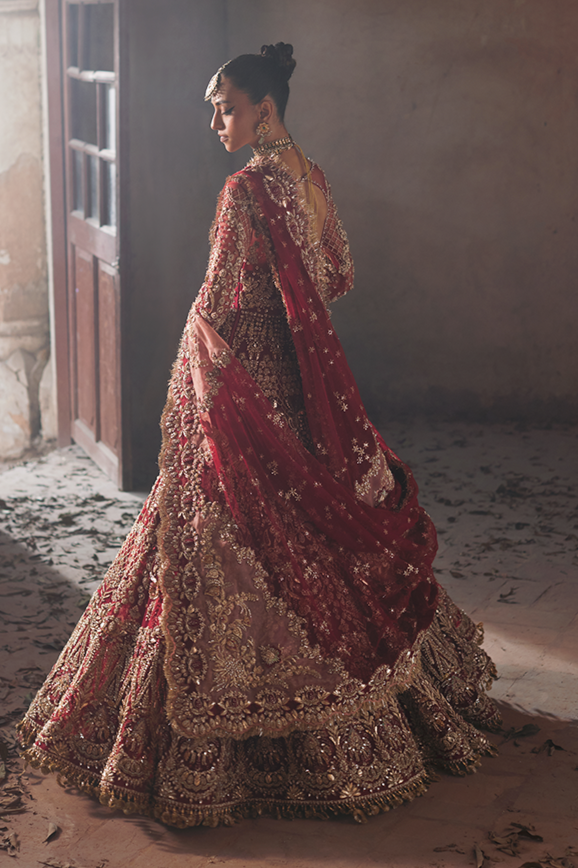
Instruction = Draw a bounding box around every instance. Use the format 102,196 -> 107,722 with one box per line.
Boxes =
531,739 -> 565,755
517,863 -> 542,868
489,831 -> 519,855
515,724 -> 541,739
474,842 -> 485,867
0,831 -> 19,856
38,859 -> 76,868
43,821 -> 60,842
498,587 -> 518,603
434,843 -> 466,853
0,792 -> 23,811
509,822 -> 544,842
501,724 -> 541,745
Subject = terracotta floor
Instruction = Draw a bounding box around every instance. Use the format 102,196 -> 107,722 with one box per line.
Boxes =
0,421 -> 577,868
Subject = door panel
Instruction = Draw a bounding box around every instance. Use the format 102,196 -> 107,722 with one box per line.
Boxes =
97,261 -> 120,454
62,0 -> 121,485
73,247 -> 96,430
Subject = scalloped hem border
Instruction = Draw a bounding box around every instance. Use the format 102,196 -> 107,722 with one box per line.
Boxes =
19,739 -> 497,829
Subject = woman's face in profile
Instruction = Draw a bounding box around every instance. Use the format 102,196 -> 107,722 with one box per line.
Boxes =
210,77 -> 261,152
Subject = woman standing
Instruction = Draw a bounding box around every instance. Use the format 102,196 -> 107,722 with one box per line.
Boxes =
19,43 -> 500,826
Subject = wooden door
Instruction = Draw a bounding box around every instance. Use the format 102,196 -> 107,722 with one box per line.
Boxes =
62,0 -> 122,485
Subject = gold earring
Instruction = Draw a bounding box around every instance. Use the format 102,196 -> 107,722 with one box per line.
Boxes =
256,121 -> 270,145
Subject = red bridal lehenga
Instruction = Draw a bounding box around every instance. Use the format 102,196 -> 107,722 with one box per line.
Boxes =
19,155 -> 500,826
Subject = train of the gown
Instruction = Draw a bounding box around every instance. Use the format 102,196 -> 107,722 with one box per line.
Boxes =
19,561 -> 500,827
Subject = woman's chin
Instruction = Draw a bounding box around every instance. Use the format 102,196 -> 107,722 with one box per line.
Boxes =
221,138 -> 254,154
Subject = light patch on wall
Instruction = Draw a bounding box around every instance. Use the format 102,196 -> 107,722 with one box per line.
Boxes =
0,249 -> 11,266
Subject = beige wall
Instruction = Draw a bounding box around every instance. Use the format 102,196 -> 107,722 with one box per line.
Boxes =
0,1 -> 52,457
225,0 -> 578,423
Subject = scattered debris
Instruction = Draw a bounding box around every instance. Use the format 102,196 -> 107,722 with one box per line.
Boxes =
498,587 -> 518,604
496,477 -> 531,499
488,822 -> 543,857
531,739 -> 566,756
433,843 -> 466,853
501,724 -> 541,745
38,860 -> 77,868
0,787 -> 26,814
519,852 -> 578,868
43,821 -> 60,843
510,822 -> 544,842
0,830 -> 19,856
474,842 -> 485,867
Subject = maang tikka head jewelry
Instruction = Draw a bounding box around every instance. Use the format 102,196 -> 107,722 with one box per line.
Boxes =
204,66 -> 224,101
256,121 -> 270,145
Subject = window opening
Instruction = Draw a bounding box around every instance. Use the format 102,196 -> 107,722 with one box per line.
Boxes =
66,1 -> 117,230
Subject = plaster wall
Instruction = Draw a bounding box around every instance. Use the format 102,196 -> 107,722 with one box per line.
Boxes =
225,0 -> 578,423
0,1 -> 52,457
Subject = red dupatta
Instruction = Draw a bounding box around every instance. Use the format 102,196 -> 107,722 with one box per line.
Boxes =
182,161 -> 439,684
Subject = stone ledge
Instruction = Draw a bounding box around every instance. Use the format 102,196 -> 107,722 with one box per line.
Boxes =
0,318 -> 49,360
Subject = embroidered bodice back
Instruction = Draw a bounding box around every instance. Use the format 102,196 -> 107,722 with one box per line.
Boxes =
194,157 -> 354,447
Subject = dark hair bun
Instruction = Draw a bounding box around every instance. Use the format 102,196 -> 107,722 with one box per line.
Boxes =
260,42 -> 296,82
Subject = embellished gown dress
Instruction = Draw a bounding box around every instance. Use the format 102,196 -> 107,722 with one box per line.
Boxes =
19,154 -> 500,826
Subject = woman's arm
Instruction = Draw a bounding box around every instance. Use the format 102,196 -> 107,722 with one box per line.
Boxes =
314,169 -> 354,305
193,176 -> 253,331
321,198 -> 355,304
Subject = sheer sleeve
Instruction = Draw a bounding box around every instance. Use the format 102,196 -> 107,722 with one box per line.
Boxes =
193,176 -> 253,331
318,172 -> 354,305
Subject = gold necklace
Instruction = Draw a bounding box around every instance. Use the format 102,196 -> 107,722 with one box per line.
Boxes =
253,135 -> 294,157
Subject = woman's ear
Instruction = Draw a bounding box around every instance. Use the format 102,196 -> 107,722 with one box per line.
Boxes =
259,97 -> 275,124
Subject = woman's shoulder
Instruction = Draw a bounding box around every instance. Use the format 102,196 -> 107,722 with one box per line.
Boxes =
220,156 -> 332,207
215,170 -> 259,213
308,160 -> 329,194
222,159 -> 291,203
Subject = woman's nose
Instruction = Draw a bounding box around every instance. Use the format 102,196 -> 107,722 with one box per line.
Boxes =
211,110 -> 223,131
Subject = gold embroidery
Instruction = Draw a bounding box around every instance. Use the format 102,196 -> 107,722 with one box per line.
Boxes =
19,590 -> 499,829
197,348 -> 233,412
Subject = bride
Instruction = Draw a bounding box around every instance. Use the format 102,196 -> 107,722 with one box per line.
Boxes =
19,42 -> 500,826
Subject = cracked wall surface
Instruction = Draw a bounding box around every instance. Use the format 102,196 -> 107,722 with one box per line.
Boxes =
0,3 -> 54,458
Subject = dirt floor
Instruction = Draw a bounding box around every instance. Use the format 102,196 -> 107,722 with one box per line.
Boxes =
0,420 -> 577,868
